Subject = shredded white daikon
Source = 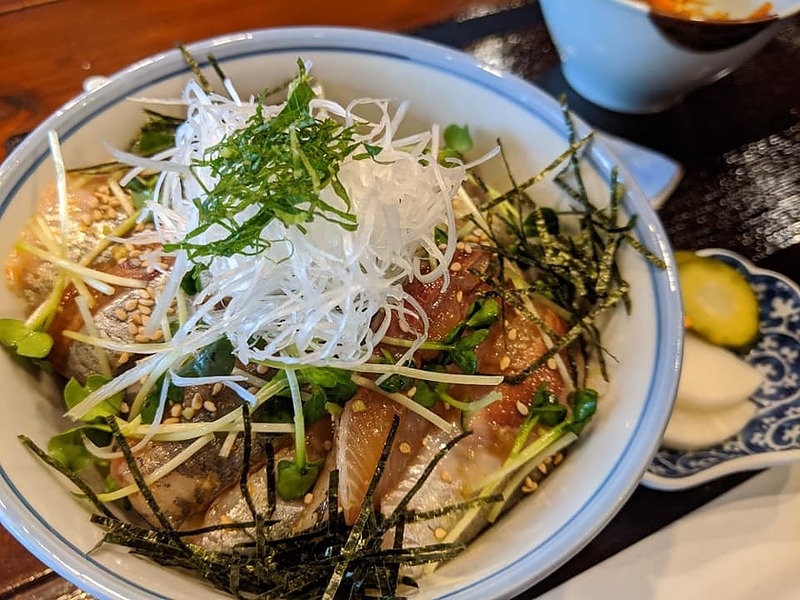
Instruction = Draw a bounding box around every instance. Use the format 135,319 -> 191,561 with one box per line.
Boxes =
121,67 -> 471,371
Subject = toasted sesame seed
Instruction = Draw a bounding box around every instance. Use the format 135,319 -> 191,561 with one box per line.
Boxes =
105,207 -> 118,219
450,261 -> 462,272
399,442 -> 412,454
191,393 -> 204,410
120,402 -> 129,413
499,355 -> 511,371
151,329 -> 164,340
91,209 -> 103,222
508,328 -> 518,341
456,242 -> 465,251
434,527 -> 448,540
538,462 -> 549,474
88,196 -> 100,209
138,304 -> 152,316
406,386 -> 417,398
137,325 -> 146,335
522,477 -> 539,494
182,407 -> 195,420
438,243 -> 447,251
114,307 -> 128,321
203,400 -> 217,413
456,290 -> 463,302
130,313 -> 141,325
256,363 -> 269,375
212,383 -> 223,396
440,471 -> 453,484
553,452 -> 564,465
134,334 -> 150,343
170,404 -> 183,418
516,400 -> 529,416
137,288 -> 151,299
81,214 -> 93,226
547,357 -> 557,370
166,307 -> 176,315
163,417 -> 180,425
117,352 -> 131,366
138,298 -> 155,307
247,386 -> 259,395
463,244 -> 473,255
124,299 -> 139,311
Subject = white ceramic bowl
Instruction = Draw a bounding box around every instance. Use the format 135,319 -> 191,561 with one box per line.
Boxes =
0,27 -> 682,599
541,0 -> 800,114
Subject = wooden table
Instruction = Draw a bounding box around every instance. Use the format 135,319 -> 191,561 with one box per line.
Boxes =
1,1 -> 798,598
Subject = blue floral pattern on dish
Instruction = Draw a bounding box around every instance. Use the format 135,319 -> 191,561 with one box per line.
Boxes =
645,249 -> 800,486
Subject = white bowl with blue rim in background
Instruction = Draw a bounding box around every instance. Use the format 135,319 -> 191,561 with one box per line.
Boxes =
540,0 -> 800,114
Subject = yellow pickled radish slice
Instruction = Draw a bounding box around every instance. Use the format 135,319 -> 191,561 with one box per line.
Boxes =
678,254 -> 760,349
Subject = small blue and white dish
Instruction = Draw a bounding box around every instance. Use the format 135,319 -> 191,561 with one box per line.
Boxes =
643,248 -> 800,491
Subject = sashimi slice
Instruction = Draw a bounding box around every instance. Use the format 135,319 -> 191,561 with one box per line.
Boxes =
336,386 -> 432,525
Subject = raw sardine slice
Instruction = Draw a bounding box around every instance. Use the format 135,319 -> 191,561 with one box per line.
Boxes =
336,387 -> 432,525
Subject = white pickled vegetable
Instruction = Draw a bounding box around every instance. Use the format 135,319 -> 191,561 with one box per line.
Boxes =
661,333 -> 763,450
662,402 -> 756,451
675,333 -> 762,411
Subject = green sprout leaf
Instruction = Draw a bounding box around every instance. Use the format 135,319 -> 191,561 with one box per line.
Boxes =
177,337 -> 235,379
48,427 -> 92,472
464,298 -> 500,329
443,124 -> 473,154
276,457 -> 325,501
0,318 -> 53,359
64,375 -> 123,422
568,388 -> 598,434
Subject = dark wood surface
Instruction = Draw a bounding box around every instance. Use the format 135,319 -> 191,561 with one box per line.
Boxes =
1,1 -> 798,598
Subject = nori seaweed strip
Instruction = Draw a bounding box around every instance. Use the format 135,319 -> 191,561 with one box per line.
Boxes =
323,416 -> 401,600
106,416 -> 176,533
560,98 -> 592,209
473,271 -> 565,342
356,544 -> 465,567
387,515 -> 406,594
177,42 -> 212,94
237,403 -> 268,564
207,54 -> 228,88
264,441 -> 277,519
382,430 -> 472,530
403,494 -> 503,524
328,468 -> 340,535
480,136 -> 593,213
507,282 -> 629,384
18,435 -> 116,519
103,417 -> 239,588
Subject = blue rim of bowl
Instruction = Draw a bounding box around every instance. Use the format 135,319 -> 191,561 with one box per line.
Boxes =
642,248 -> 800,491
0,26 -> 682,600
